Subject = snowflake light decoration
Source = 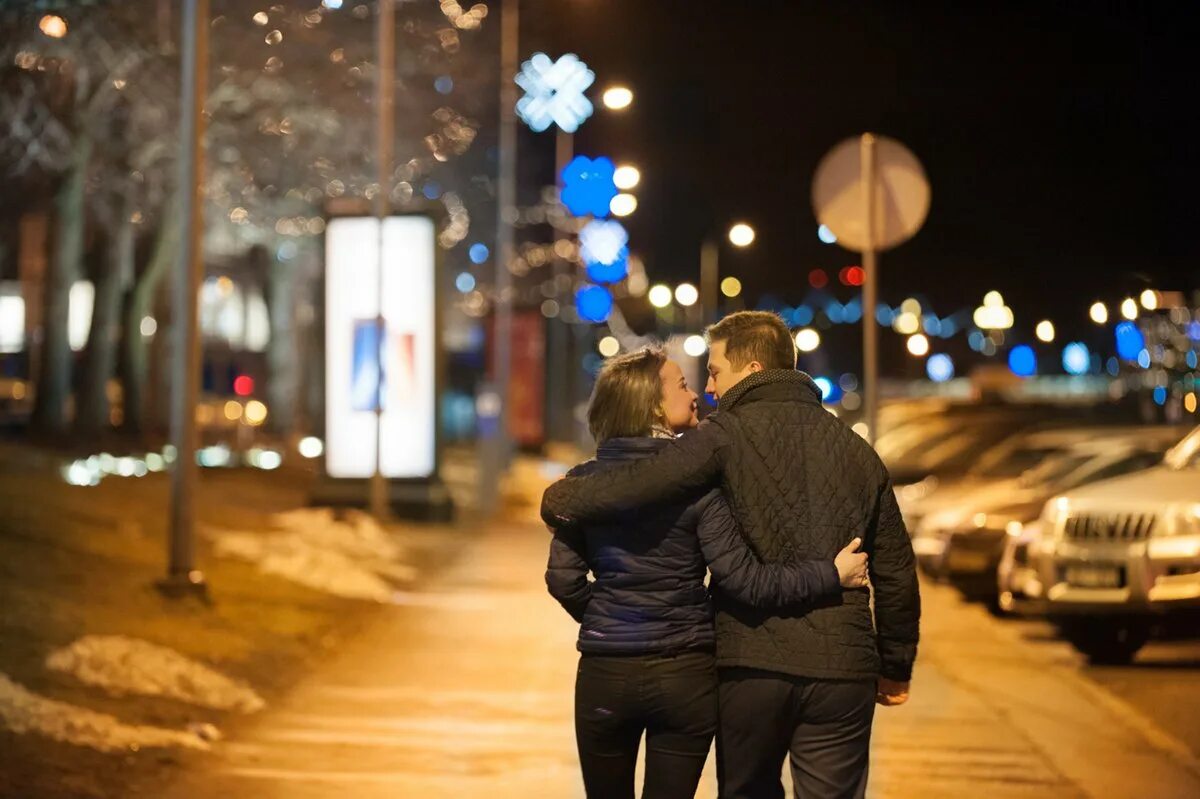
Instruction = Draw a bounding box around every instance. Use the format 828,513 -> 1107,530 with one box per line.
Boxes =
579,219 -> 628,266
560,155 -> 617,218
515,52 -> 595,133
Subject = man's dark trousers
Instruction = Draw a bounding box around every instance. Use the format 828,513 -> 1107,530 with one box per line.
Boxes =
716,668 -> 875,799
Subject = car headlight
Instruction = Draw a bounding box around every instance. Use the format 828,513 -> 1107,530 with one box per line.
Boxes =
1163,504 -> 1200,537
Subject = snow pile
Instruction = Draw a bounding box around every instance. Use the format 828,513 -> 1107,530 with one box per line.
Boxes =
0,672 -> 209,753
205,508 -> 416,603
46,636 -> 264,713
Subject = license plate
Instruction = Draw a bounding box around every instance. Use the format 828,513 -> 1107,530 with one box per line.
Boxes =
1065,564 -> 1124,588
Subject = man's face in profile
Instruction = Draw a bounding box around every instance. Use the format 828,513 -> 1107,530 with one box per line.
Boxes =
705,340 -> 758,401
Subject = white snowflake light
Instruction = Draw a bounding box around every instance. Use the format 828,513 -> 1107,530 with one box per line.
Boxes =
515,53 -> 595,133
579,220 -> 628,266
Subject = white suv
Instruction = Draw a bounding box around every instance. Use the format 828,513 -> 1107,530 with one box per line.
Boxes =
1032,425 -> 1200,663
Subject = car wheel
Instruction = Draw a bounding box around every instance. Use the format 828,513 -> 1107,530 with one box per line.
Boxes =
1058,619 -> 1150,665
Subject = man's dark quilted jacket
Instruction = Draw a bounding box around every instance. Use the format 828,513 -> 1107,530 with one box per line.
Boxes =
541,370 -> 920,682
545,437 -> 841,656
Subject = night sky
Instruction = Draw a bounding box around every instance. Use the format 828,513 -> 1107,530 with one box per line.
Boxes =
521,0 -> 1197,348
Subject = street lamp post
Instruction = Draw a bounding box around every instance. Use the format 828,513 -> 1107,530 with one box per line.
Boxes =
163,0 -> 208,597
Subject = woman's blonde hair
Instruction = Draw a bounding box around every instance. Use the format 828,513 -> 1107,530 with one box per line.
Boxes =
587,346 -> 668,443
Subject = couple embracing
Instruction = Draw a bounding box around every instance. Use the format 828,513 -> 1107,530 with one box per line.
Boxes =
542,311 -> 921,799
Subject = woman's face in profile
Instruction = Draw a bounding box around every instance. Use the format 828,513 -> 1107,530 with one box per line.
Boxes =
659,359 -> 699,432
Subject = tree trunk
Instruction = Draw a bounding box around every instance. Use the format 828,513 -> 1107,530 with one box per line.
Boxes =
31,135 -> 92,437
77,202 -> 134,436
122,191 -> 179,436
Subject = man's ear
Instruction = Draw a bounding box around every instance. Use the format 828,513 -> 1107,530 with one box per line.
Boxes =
747,360 -> 765,374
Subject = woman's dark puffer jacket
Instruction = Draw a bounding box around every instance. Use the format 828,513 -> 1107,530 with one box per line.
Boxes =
546,436 -> 839,656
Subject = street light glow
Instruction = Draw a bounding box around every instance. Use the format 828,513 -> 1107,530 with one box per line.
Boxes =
602,86 -> 633,110
720,277 -> 743,298
728,223 -> 756,248
1089,302 -> 1109,325
613,165 -> 640,190
39,14 -> 67,38
1120,297 -> 1138,320
598,335 -> 620,357
973,291 -> 1013,330
907,334 -> 930,357
648,284 -> 673,308
795,328 -> 820,353
609,193 -> 638,217
1035,320 -> 1056,343
1140,289 -> 1159,310
683,335 -> 707,357
675,283 -> 699,307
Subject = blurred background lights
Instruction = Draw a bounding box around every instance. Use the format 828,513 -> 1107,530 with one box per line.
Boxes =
795,328 -> 821,353
321,0 -> 343,8
434,75 -> 454,95
728,223 -> 756,247
244,400 -> 268,426
1089,301 -> 1109,325
39,14 -> 67,38
674,283 -> 699,307
906,334 -> 930,357
1035,320 -> 1056,343
1120,297 -> 1139,320
683,335 -> 707,357
926,353 -> 955,383
813,377 -> 834,402
468,242 -> 489,264
601,85 -> 633,110
298,437 -> 324,459
1008,345 -> 1037,377
613,165 -> 640,190
720,277 -> 742,298
817,224 -> 838,244
973,291 -> 1014,330
894,312 -> 920,336
455,272 -> 476,293
1062,342 -> 1090,376
1114,321 -> 1145,361
648,284 -> 673,308
1140,289 -> 1159,310
609,193 -> 638,217
808,269 -> 828,289
1137,349 -> 1151,369
597,335 -> 620,357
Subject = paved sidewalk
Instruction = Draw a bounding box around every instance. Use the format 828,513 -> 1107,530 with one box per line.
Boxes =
154,512 -> 1200,798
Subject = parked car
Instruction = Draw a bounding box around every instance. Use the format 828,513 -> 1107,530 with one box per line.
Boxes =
938,429 -> 1180,606
1024,425 -> 1200,663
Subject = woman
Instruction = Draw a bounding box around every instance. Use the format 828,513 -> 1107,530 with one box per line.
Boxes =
546,347 -> 867,798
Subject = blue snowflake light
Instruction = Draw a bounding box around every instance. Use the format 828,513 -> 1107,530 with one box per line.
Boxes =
561,156 -> 618,218
575,284 -> 613,323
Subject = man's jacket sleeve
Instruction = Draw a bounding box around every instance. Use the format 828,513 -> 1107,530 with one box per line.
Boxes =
540,419 -> 730,528
545,527 -> 591,623
868,477 -> 921,682
697,492 -> 840,607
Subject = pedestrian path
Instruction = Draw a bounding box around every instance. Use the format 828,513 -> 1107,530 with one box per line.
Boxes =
158,514 -> 1200,798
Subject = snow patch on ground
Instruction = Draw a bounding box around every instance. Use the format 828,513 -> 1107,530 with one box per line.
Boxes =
205,508 -> 417,603
0,672 -> 210,753
46,636 -> 264,713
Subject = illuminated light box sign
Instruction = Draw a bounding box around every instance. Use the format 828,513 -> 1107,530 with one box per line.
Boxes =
325,215 -> 436,479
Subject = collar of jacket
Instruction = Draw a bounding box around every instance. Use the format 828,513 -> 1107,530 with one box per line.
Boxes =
596,436 -> 671,460
717,369 -> 823,411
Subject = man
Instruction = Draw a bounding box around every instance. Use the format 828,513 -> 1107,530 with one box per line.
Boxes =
541,311 -> 920,799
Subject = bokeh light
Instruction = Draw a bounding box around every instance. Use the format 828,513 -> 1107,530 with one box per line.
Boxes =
675,283 -> 699,307
468,243 -> 490,264
244,400 -> 269,426
648,284 -> 673,308
1089,301 -> 1109,325
906,334 -> 930,357
1115,321 -> 1145,361
1120,297 -> 1138,320
602,86 -> 633,110
610,193 -> 638,217
720,277 -> 742,298
575,285 -> 614,323
1140,289 -> 1158,310
817,224 -> 838,244
1062,342 -> 1090,376
613,165 -> 640,190
728,223 -> 756,247
1008,345 -> 1037,377
1035,320 -> 1055,343
39,14 -> 67,38
683,335 -> 707,357
926,353 -> 955,382
795,328 -> 820,353
598,336 -> 620,357
298,437 -> 324,458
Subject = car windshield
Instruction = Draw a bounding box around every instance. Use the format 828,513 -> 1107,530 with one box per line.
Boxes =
1164,427 -> 1200,470
1018,453 -> 1093,488
969,444 -> 1063,479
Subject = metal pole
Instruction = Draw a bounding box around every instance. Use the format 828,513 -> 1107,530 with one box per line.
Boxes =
861,133 -> 879,445
369,0 -> 395,519
548,126 -> 574,441
164,0 -> 208,595
479,0 -> 518,512
700,238 -> 718,327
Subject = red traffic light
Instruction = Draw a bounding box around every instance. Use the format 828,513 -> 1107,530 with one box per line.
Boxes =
233,375 -> 254,397
839,266 -> 865,287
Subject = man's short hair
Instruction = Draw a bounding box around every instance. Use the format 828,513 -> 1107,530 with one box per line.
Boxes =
705,311 -> 796,371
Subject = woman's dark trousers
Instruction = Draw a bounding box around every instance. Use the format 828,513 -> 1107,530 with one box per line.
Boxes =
575,650 -> 718,799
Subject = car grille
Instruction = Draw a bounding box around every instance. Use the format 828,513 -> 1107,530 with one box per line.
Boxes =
1063,513 -> 1156,542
